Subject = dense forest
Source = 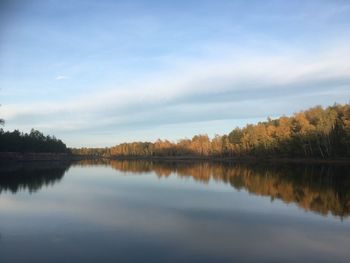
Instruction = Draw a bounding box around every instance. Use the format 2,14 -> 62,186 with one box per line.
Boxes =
0,128 -> 69,153
1,103 -> 349,158
72,103 -> 350,159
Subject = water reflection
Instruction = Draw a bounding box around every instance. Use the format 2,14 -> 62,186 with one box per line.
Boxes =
1,159 -> 349,219
0,161 -> 70,193
1,160 -> 350,262
75,160 -> 350,219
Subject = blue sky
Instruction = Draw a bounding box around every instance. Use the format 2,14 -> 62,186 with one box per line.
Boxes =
1,0 -> 350,147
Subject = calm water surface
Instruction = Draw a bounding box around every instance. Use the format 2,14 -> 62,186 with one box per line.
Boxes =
0,160 -> 349,262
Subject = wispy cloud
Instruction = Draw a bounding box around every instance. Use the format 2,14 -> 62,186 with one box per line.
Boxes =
3,40 -> 350,147
55,75 -> 68,80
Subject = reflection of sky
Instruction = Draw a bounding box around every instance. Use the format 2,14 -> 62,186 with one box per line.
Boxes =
0,166 -> 350,262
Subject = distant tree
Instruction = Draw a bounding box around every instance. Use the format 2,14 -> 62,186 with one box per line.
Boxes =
0,128 -> 69,153
211,135 -> 223,156
228,127 -> 243,144
71,103 -> 350,159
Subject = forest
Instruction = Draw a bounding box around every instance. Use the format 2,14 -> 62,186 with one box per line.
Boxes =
1,103 -> 349,158
0,128 -> 69,153
72,103 -> 350,159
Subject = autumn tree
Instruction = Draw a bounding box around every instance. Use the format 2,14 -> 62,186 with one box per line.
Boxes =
72,103 -> 350,159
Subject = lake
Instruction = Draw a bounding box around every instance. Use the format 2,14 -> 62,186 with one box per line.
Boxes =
0,160 -> 349,262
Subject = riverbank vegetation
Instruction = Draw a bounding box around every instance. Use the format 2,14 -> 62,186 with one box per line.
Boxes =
72,103 -> 350,159
0,129 -> 69,153
1,103 -> 349,159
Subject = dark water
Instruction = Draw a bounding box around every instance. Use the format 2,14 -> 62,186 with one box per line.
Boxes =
0,160 -> 350,263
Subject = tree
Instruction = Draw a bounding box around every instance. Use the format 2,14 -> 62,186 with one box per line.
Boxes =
0,129 -> 69,153
71,103 -> 350,159
0,104 -> 4,126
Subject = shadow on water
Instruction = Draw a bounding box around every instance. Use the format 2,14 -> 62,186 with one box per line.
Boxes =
0,161 -> 71,194
75,159 -> 350,219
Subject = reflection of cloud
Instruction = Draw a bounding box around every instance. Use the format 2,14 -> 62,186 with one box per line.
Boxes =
55,75 -> 68,80
1,165 -> 350,262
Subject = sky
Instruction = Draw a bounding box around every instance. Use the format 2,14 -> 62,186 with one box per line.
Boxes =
1,0 -> 350,147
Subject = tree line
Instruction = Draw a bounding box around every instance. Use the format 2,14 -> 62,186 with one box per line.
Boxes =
0,128 -> 70,153
72,103 -> 350,159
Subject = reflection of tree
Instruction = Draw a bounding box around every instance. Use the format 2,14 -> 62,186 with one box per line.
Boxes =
0,161 -> 71,193
76,160 -> 350,219
221,165 -> 350,219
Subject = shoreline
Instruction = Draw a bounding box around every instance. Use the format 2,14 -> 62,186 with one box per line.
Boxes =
1,152 -> 350,165
0,152 -> 81,162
